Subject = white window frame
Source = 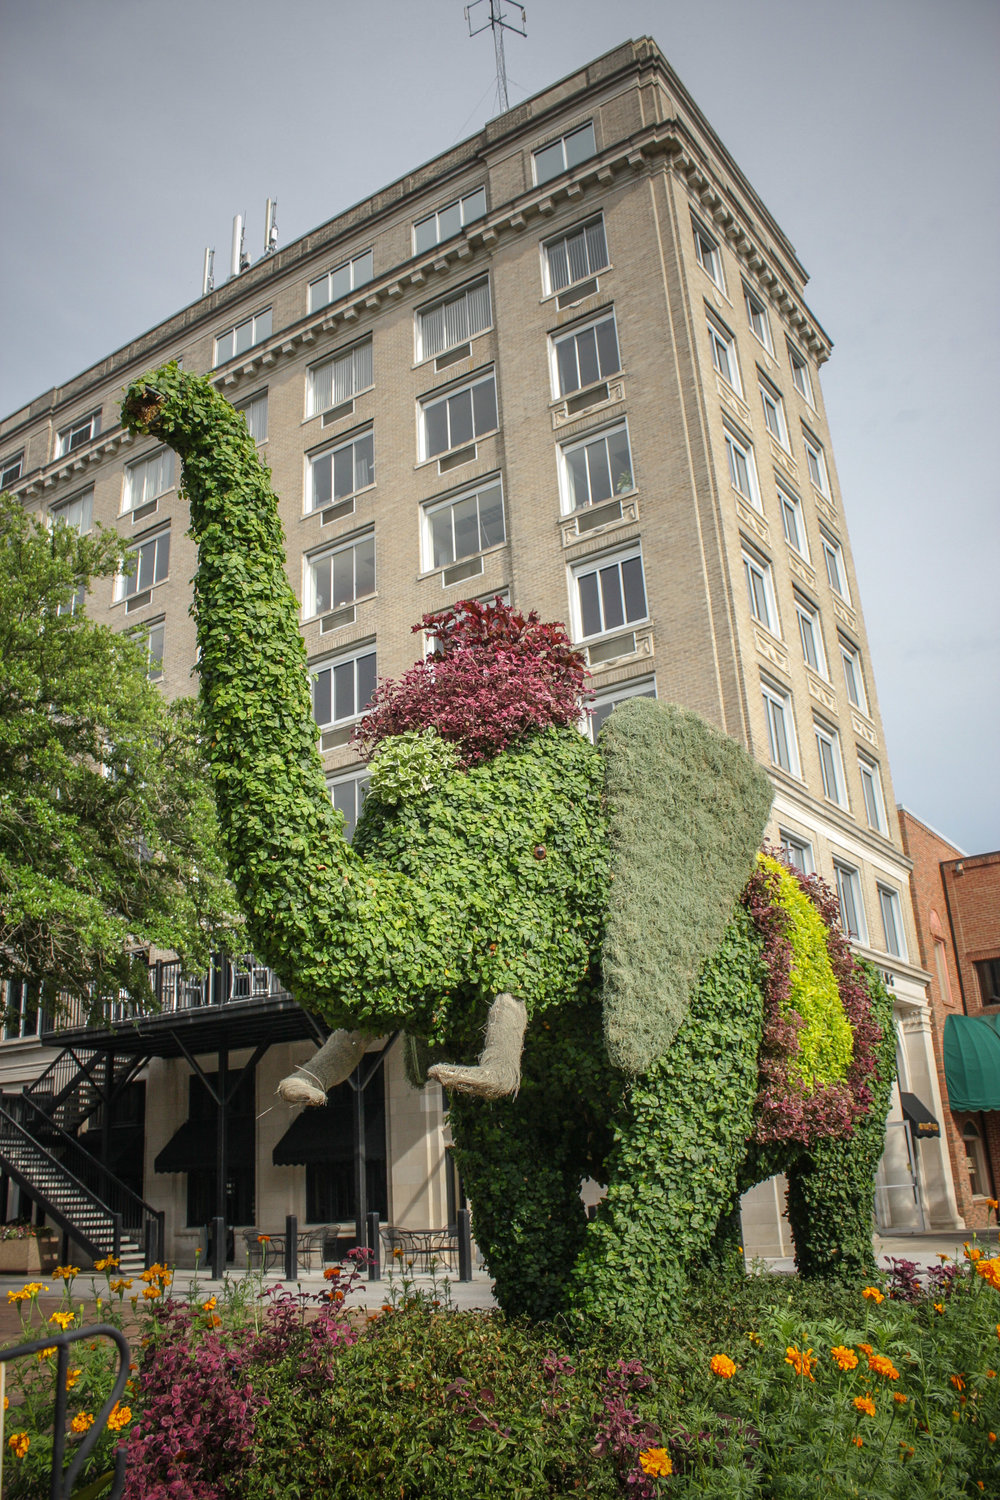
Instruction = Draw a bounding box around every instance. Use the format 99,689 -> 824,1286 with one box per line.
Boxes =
56,411 -> 100,457
570,543 -> 648,643
778,828 -> 814,875
311,645 -> 377,731
814,719 -> 847,807
115,528 -> 171,602
122,448 -> 175,515
541,215 -> 610,296
50,488 -> 93,535
759,376 -> 790,449
803,428 -> 830,495
877,885 -> 906,960
743,547 -> 779,635
761,678 -> 800,776
795,594 -> 827,677
214,307 -> 272,367
778,482 -> 809,559
550,309 -> 621,398
558,420 -> 634,515
2,980 -> 41,1042
788,343 -> 815,405
834,860 -> 868,944
532,121 -> 596,185
585,677 -> 657,744
416,277 -> 492,362
133,619 -> 166,682
413,188 -> 486,255
306,428 -> 375,513
724,427 -> 761,510
419,370 -> 498,461
421,477 -> 506,572
859,755 -> 888,834
1,451 -> 23,488
236,390 -> 268,444
306,338 -> 374,418
707,315 -> 741,393
304,531 -> 376,620
308,250 -> 374,314
692,217 -> 725,290
328,767 -> 371,843
744,285 -> 773,351
840,639 -> 868,714
821,532 -> 850,602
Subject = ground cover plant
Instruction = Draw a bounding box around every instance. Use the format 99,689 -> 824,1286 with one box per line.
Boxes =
2,1240 -> 999,1497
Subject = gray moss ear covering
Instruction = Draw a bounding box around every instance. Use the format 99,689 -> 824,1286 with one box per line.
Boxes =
600,698 -> 773,1074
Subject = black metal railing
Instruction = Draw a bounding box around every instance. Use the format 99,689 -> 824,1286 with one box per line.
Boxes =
43,954 -> 291,1035
25,1045 -> 143,1136
0,1324 -> 130,1500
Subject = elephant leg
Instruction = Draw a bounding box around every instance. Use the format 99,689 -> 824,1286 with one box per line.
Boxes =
277,1029 -> 371,1106
427,994 -> 527,1100
786,1135 -> 881,1283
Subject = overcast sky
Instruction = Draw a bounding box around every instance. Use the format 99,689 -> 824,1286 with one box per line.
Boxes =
2,0 -> 997,852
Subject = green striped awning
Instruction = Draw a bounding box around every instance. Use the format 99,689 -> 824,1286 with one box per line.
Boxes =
943,1013 -> 1000,1111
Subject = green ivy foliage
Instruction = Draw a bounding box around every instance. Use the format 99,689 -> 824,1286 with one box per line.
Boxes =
365,729 -> 460,810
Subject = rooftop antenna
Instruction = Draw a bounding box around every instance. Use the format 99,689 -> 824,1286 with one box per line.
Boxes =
264,198 -> 279,256
202,246 -> 215,296
229,213 -> 245,279
465,0 -> 526,114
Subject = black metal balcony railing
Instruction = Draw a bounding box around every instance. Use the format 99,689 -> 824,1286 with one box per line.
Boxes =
47,955 -> 291,1034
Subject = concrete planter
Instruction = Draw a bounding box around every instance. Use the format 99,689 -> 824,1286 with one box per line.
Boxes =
0,1233 -> 59,1275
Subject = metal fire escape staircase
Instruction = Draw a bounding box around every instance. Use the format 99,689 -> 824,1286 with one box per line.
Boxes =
0,1047 -> 162,1271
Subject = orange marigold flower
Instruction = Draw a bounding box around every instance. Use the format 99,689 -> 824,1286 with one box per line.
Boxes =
37,1347 -> 56,1361
202,1296 -> 217,1311
142,1287 -> 162,1300
70,1412 -> 94,1433
853,1395 -> 876,1417
989,1432 -> 997,1443
934,1302 -> 946,1314
899,1442 -> 915,1459
710,1354 -> 736,1379
8,1432 -> 29,1458
257,1234 -> 270,1243
109,1278 -> 133,1294
106,1403 -> 132,1432
48,1310 -> 74,1330
65,1369 -> 81,1391
949,1374 -> 966,1391
861,1286 -> 885,1304
857,1343 -> 874,1355
785,1346 -> 816,1381
964,1243 -> 983,1262
893,1392 -> 909,1405
852,1435 -> 863,1448
831,1346 -> 859,1371
323,1266 -> 342,1280
94,1256 -> 119,1272
868,1353 -> 900,1381
52,1265 -> 80,1280
331,1289 -> 345,1303
975,1257 -> 1000,1292
638,1448 -> 673,1477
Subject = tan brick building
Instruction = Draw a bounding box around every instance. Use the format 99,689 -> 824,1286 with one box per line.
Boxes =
0,38 -> 961,1265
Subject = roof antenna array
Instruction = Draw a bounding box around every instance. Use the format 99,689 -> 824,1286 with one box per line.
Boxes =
465,0 -> 526,114
264,198 -> 279,256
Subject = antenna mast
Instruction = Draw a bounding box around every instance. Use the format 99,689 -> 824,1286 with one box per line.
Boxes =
465,0 -> 526,114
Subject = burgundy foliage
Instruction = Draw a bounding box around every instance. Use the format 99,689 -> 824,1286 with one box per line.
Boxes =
356,597 -> 590,766
593,1359 -> 663,1498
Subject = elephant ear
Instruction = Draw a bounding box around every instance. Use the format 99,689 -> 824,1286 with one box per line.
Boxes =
600,697 -> 773,1074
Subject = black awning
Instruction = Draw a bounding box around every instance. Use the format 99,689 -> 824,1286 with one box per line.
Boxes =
154,1118 -> 253,1173
272,1108 -> 355,1167
900,1091 -> 940,1139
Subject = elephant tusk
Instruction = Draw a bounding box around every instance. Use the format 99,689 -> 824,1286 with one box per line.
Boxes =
427,993 -> 527,1100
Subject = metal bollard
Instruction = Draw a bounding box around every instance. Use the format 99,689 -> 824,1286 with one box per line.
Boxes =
284,1213 -> 298,1281
366,1210 -> 381,1280
457,1208 -> 473,1282
210,1216 -> 226,1280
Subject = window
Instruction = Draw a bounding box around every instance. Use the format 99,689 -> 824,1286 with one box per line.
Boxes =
533,121 -> 596,185
778,829 -> 814,875
417,278 -> 491,361
707,317 -> 741,392
840,639 -> 868,713
420,371 -> 497,459
308,250 -> 374,313
116,529 -> 170,601
307,429 -> 374,511
761,679 -> 798,774
236,391 -> 268,444
788,343 -> 814,404
424,479 -> 505,570
2,980 -> 40,1042
560,423 -> 633,513
543,216 -> 609,294
572,545 -> 647,640
744,285 -> 773,350
778,483 -> 808,558
413,188 -> 486,254
552,311 -> 620,396
692,218 -> 724,289
814,719 -> 847,806
759,377 -> 789,448
57,411 -> 100,456
795,595 -> 827,675
214,307 -> 272,366
123,448 -> 174,513
306,338 -> 373,417
834,861 -> 867,942
586,678 -> 657,744
306,532 -> 376,617
312,646 -> 377,730
328,769 -> 371,843
858,756 -> 887,833
803,429 -> 830,494
50,488 -> 93,534
724,428 -> 761,509
877,885 -> 906,959
975,958 -> 1000,1006
743,548 -> 778,634
821,532 -> 849,601
1,451 -> 23,488
141,621 -> 165,681
964,1121 -> 991,1198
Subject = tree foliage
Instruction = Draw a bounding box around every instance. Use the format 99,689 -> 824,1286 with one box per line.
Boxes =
0,493 -> 239,1011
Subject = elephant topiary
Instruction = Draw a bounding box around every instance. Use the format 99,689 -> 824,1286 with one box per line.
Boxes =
122,366 -> 895,1334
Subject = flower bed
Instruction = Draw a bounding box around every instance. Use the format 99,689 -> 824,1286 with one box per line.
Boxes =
2,1246 -> 999,1496
0,1226 -> 58,1274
